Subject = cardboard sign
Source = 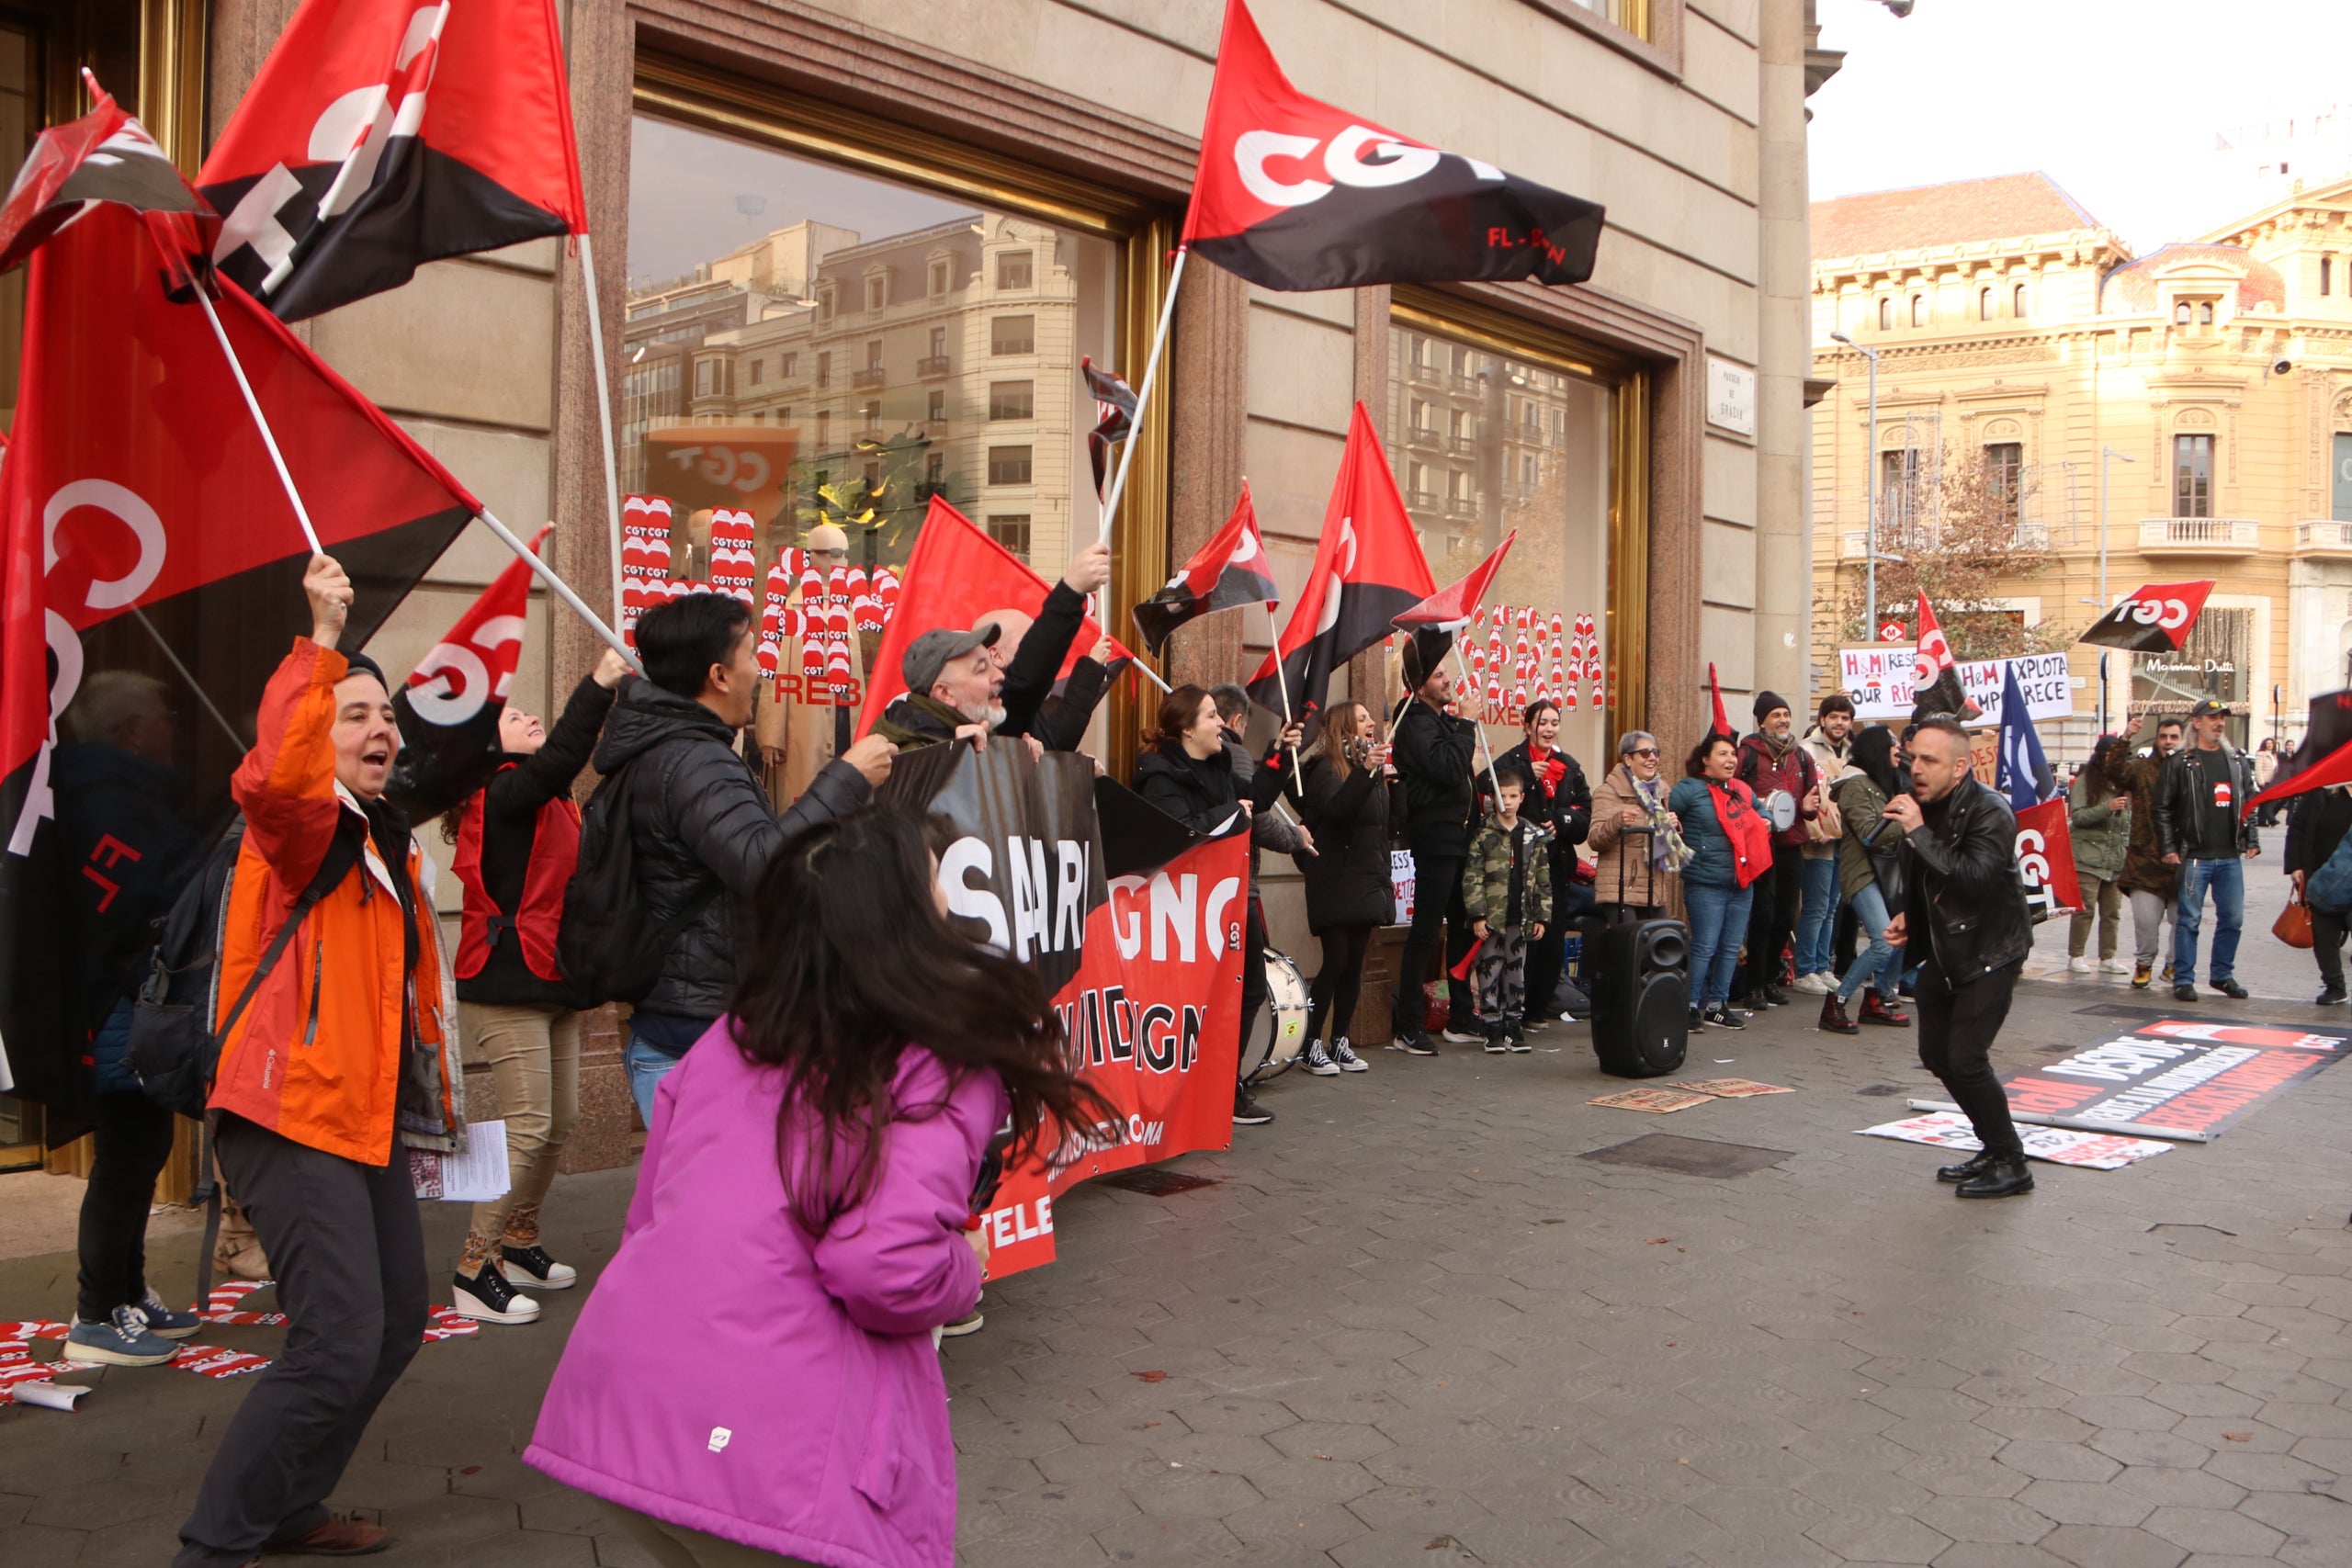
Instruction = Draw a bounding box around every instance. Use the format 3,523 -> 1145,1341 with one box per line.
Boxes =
1838,648 -> 2075,725
1391,849 -> 1416,925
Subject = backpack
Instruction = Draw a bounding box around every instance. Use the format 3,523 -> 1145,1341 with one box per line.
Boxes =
2310,820 -> 2352,913
556,740 -> 724,1008
125,816 -> 360,1120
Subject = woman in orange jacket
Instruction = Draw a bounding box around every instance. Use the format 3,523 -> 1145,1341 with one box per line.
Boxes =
176,556 -> 463,1568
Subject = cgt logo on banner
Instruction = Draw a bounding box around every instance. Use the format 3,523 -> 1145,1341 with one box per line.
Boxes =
882,744 -> 1247,1280
2013,797 -> 2080,921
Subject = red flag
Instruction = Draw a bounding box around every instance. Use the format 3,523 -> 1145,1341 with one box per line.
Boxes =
198,0 -> 587,321
388,525 -> 549,822
1394,529 -> 1518,629
0,85 -> 215,280
857,498 -> 1136,739
1182,0 -> 1603,292
0,202 -> 480,1114
1246,402 -> 1434,734
2078,580 -> 2215,653
2015,797 -> 2081,919
1912,590 -> 1954,688
1131,482 -> 1279,655
1708,662 -> 1731,741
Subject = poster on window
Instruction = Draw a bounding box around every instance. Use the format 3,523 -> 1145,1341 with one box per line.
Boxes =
1838,648 -> 2074,725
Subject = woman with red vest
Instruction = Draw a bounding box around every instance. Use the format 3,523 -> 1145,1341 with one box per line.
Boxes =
447,646 -> 629,1325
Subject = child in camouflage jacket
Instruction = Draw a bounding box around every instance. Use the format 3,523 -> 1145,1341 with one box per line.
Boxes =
1461,769 -> 1554,1053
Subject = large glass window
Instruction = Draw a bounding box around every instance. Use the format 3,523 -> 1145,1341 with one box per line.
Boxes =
1385,317 -> 1615,764
623,116 -> 1119,588
2174,433 -> 2214,516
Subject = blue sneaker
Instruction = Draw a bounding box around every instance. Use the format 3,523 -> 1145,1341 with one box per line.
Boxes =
65,1304 -> 179,1367
134,1287 -> 203,1340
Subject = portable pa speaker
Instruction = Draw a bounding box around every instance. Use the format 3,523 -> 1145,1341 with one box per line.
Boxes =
1589,918 -> 1689,1077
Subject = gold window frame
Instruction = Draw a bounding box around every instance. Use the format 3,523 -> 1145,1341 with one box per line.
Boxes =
632,56 -> 1174,773
1389,288 -> 1653,750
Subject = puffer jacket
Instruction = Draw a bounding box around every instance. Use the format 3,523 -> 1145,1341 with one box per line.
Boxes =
1391,697 -> 1479,857
1834,773 -> 1905,902
2107,749 -> 2176,899
209,639 -> 461,1166
1588,763 -> 1674,908
1296,753 -> 1394,932
2066,773 -> 2131,886
593,678 -> 873,1020
1899,774 -> 2033,986
1461,811 -> 1553,930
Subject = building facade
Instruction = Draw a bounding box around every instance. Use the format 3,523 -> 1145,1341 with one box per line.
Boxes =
4,0 -> 1828,1166
1811,170 -> 2352,760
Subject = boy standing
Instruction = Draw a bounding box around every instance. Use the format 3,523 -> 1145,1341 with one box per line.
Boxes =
1463,769 -> 1553,1054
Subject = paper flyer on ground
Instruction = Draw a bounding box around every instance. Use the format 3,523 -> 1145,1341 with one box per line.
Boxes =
1590,1088 -> 1713,1113
1679,1078 -> 1793,1098
1859,1111 -> 2173,1170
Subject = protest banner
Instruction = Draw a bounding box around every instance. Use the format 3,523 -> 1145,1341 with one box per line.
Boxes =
2015,797 -> 2081,919
1858,1112 -> 2172,1171
882,743 -> 1247,1279
1985,1019 -> 2347,1139
1838,648 -> 2075,726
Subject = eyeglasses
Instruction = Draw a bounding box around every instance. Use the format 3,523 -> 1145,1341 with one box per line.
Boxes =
1628,748 -> 1659,758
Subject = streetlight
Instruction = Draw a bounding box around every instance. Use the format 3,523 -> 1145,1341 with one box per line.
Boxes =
1828,331 -> 1881,638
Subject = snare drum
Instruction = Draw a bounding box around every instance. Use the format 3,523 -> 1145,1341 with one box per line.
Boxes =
1241,951 -> 1313,1082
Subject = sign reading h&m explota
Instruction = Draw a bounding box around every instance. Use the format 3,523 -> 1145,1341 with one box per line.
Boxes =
1838,648 -> 2074,726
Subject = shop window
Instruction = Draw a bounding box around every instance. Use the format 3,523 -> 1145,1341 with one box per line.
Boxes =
989,381 -> 1035,421
2174,434 -> 2214,516
988,446 -> 1034,485
991,315 -> 1035,355
987,514 -> 1033,558
997,251 -> 1034,290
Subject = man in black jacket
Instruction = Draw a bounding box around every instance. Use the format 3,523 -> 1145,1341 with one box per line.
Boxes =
1387,634 -> 1487,1055
600,593 -> 896,1121
1882,716 -> 2035,1200
2154,697 -> 2261,1003
2285,784 -> 2352,1003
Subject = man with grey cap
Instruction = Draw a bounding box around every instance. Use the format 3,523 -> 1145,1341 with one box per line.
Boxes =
873,623 -> 1008,750
2154,696 -> 2260,1002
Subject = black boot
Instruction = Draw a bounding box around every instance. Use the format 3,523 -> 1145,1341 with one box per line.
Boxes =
1955,1155 -> 2034,1199
1936,1150 -> 1996,1184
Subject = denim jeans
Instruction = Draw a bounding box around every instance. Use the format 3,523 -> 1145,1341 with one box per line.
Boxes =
2174,856 -> 2246,986
1683,880 -> 1755,1008
1834,883 -> 1905,1004
1794,855 -> 1841,976
624,1011 -> 714,1127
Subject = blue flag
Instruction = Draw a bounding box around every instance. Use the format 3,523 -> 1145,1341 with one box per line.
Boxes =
1996,661 -> 2052,808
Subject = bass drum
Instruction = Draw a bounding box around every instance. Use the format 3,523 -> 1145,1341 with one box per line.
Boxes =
1240,951 -> 1312,1083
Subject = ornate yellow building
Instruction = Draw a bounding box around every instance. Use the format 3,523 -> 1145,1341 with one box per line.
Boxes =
1810,171 -> 2352,758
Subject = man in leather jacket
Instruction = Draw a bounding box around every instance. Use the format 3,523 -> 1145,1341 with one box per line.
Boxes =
1882,716 -> 2034,1199
2151,697 -> 2261,1002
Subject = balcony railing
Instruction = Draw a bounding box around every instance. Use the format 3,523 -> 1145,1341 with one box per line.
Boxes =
1404,425 -> 1440,450
2297,520 -> 2352,554
917,355 -> 951,379
1408,363 -> 1442,386
1442,495 -> 1480,520
1450,373 -> 1481,393
852,367 -> 888,390
1447,436 -> 1479,457
2137,517 -> 2259,552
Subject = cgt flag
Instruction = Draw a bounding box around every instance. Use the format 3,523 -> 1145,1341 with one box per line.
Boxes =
198,0 -> 587,321
1181,0 -> 1605,292
2078,580 -> 2215,653
0,84 -> 215,279
1081,357 -> 1138,502
387,524 -> 551,824
1131,482 -> 1278,656
0,202 -> 480,1115
1911,590 -> 1979,720
1246,402 -> 1434,738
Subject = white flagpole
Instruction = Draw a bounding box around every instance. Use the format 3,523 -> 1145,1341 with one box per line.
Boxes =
1449,641 -> 1505,801
577,232 -> 628,628
199,287 -> 640,670
1092,247 -> 1188,688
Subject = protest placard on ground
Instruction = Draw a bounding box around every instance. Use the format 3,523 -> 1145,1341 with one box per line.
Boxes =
1999,1019 -> 2346,1138
1860,1111 -> 2173,1171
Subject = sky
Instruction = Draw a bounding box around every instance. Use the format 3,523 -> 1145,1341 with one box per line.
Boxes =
1808,0 -> 2352,254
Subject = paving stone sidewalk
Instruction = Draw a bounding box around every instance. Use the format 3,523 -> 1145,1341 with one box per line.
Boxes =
6,841 -> 2352,1567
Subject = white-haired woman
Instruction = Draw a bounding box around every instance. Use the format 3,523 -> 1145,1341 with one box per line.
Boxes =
1589,730 -> 1690,923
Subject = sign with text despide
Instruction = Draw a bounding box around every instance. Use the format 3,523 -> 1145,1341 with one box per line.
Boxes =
1838,648 -> 2075,725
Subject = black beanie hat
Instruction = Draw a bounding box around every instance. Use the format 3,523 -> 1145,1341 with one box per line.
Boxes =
1752,689 -> 1789,723
339,649 -> 390,692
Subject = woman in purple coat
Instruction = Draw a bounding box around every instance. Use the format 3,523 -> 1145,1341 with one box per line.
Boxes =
526,809 -> 1102,1568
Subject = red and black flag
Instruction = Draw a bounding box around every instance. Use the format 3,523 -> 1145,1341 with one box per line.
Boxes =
388,524 -> 549,824
1181,0 -> 1604,293
0,201 -> 481,1115
1708,662 -> 1732,743
198,0 -> 587,321
1132,482 -> 1279,656
1910,590 -> 1979,720
2078,580 -> 2215,654
0,81 -> 216,280
1082,357 -> 1138,501
1394,528 -> 1517,632
1246,402 -> 1435,738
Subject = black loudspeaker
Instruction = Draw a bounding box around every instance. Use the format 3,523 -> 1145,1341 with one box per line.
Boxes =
1589,918 -> 1689,1078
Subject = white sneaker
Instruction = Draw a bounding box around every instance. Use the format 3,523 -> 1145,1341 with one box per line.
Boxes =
1304,1041 -> 1341,1077
1791,972 -> 1829,996
2102,958 -> 2132,974
1441,1026 -> 1484,1044
2068,956 -> 2094,974
1331,1037 -> 1370,1073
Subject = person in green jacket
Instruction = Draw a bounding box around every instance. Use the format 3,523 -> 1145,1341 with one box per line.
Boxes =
2065,736 -> 2132,973
1820,725 -> 1913,1033
1461,769 -> 1553,1055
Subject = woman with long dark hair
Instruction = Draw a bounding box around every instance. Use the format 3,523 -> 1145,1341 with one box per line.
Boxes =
1819,724 -> 1913,1034
1133,683 -> 1298,1124
526,807 -> 1107,1568
1294,699 -> 1393,1076
1667,734 -> 1770,1031
2066,735 -> 2132,973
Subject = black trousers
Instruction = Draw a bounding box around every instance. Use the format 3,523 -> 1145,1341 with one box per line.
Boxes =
1391,849 -> 1474,1036
1307,924 -> 1376,1046
1738,843 -> 1804,998
175,1115 -> 428,1568
2315,908 -> 2349,992
76,1091 -> 181,1322
1914,957 -> 2025,1161
1238,895 -> 1268,1089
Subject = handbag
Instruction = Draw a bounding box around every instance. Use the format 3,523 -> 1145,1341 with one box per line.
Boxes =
2275,886 -> 2316,950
